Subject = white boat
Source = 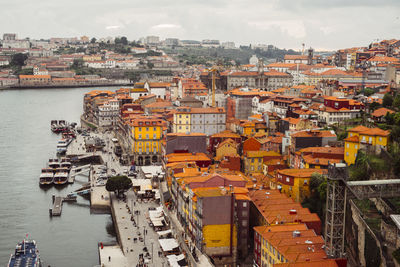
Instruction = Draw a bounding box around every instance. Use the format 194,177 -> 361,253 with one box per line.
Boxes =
48,159 -> 60,169
39,168 -> 54,185
53,168 -> 69,185
56,138 -> 72,154
60,158 -> 72,172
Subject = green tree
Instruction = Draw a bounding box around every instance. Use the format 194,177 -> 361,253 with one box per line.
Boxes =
105,175 -> 132,198
363,88 -> 375,97
147,62 -> 154,69
383,93 -> 394,107
369,101 -> 381,111
393,94 -> 400,110
120,36 -> 128,45
10,53 -> 28,67
90,37 -> 97,44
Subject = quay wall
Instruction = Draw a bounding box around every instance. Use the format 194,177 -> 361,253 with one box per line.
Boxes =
109,194 -> 124,252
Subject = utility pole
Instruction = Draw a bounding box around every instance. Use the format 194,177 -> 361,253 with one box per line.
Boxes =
143,226 -> 146,246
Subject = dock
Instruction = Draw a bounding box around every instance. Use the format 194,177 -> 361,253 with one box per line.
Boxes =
50,196 -> 63,216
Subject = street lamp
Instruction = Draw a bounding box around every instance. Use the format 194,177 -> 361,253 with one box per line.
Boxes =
151,242 -> 153,263
143,226 -> 146,245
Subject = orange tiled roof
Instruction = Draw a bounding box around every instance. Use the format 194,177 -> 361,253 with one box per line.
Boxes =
277,168 -> 327,178
371,107 -> 395,118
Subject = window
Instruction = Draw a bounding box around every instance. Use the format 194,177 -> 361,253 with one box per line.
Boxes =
346,152 -> 349,156
286,177 -> 290,182
242,220 -> 247,227
242,210 -> 248,217
379,137 -> 382,142
186,115 -> 188,118
138,134 -> 142,139
243,202 -> 247,207
153,127 -> 156,131
153,134 -> 156,139
347,143 -> 349,148
146,127 -> 149,131
355,145 -> 358,149
146,134 -> 149,139
179,126 -> 182,129
179,115 -> 182,118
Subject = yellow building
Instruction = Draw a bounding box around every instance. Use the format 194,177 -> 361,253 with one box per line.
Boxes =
244,151 -> 281,175
275,168 -> 327,203
82,55 -> 102,61
173,109 -> 191,133
130,116 -> 164,165
253,224 -> 333,267
344,125 -> 390,165
215,138 -> 238,160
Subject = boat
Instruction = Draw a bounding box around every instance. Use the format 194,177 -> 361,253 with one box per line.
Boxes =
7,239 -> 42,267
50,120 -> 58,133
48,159 -> 60,170
56,138 -> 72,154
53,167 -> 69,185
58,120 -> 68,132
39,168 -> 54,185
60,158 -> 72,172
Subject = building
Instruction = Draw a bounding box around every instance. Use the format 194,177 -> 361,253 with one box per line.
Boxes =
129,116 -> 164,165
97,99 -> 119,127
249,189 -> 322,235
244,151 -> 282,175
289,130 -> 337,167
253,224 -> 337,267
227,70 -> 292,91
215,138 -> 239,160
275,168 -> 327,202
173,107 -> 226,135
344,125 -> 390,165
164,133 -> 207,155
19,75 -> 51,86
293,146 -> 344,169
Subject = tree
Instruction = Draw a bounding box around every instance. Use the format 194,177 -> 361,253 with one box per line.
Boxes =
10,53 -> 28,67
369,101 -> 381,112
393,94 -> 400,110
120,36 -> 128,45
383,93 -> 394,107
106,175 -> 132,198
90,37 -> 97,44
147,62 -> 154,69
363,88 -> 375,97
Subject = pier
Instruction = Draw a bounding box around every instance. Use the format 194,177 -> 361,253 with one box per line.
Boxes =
50,196 -> 63,216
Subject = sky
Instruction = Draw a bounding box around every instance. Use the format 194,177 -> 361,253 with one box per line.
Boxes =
1,0 -> 399,51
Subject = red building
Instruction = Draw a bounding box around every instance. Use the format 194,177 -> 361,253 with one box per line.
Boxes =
324,96 -> 364,110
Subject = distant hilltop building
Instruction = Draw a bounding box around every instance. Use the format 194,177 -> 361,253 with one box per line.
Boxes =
3,33 -> 16,41
2,33 -> 29,49
145,36 -> 160,45
221,41 -> 235,49
201,39 -> 220,47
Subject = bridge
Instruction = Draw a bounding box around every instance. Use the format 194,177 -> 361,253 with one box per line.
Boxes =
67,188 -> 92,198
324,163 -> 400,259
68,164 -> 91,183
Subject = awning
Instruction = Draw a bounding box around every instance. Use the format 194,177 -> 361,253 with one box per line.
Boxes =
159,238 -> 179,252
167,254 -> 187,267
157,229 -> 172,237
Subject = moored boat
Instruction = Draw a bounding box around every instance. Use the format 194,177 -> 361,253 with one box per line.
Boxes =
60,158 -> 72,172
39,168 -> 54,185
7,238 -> 42,267
53,167 -> 69,185
50,120 -> 58,133
48,158 -> 60,170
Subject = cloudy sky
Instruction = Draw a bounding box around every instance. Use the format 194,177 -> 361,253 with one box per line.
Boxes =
1,0 -> 399,50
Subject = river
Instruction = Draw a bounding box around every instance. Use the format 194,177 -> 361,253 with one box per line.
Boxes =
0,87 -> 120,267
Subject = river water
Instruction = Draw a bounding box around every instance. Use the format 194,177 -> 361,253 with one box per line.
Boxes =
0,87 -> 120,267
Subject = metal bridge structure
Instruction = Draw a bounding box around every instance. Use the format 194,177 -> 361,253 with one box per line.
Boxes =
324,163 -> 400,259
70,164 -> 91,177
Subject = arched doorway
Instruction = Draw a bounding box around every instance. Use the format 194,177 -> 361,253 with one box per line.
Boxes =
138,156 -> 143,166
145,156 -> 151,165
152,155 -> 158,163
